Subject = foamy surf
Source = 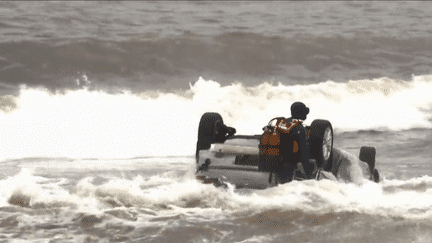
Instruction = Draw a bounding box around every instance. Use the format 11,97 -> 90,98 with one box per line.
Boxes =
0,155 -> 430,218
0,76 -> 431,160
0,152 -> 431,242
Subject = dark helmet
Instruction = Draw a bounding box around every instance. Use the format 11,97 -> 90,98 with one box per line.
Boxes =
290,102 -> 309,120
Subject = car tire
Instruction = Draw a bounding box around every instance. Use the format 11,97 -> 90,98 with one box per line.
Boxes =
310,119 -> 333,171
196,112 -> 225,161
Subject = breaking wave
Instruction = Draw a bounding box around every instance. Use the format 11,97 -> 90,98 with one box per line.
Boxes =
0,75 -> 431,159
2,165 -> 432,221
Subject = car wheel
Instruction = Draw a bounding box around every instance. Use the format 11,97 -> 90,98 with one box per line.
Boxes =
310,119 -> 333,171
196,112 -> 225,161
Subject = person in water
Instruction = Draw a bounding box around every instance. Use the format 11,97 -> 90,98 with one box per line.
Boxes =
275,102 -> 317,183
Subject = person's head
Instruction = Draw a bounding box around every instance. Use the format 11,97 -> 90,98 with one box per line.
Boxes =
290,102 -> 309,120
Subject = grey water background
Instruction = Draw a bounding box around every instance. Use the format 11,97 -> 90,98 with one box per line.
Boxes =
1,1 -> 432,92
1,1 -> 432,243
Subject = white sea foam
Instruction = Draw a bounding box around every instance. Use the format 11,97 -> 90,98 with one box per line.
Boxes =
2,158 -> 432,223
0,76 -> 431,159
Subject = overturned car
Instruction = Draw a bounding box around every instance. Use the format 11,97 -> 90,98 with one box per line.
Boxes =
195,112 -> 380,189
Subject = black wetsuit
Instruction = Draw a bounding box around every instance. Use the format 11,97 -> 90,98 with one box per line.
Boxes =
275,117 -> 315,183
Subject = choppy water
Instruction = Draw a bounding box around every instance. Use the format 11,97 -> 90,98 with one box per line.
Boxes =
1,2 -> 432,243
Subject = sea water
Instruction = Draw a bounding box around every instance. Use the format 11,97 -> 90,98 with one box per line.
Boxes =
1,2 -> 432,242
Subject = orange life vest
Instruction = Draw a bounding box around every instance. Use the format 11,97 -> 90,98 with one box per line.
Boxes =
259,118 -> 303,157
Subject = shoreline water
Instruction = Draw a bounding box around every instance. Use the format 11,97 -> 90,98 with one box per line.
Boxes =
1,2 -> 432,242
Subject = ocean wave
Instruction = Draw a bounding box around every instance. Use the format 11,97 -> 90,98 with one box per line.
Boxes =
190,76 -> 432,133
2,157 -> 432,242
0,76 -> 431,159
4,165 -> 432,221
2,32 -> 432,93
